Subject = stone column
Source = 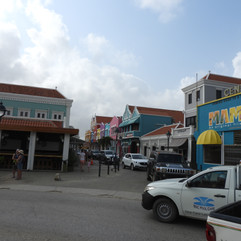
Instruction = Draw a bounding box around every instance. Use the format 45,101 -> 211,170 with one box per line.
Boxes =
187,137 -> 192,163
27,132 -> 37,170
62,134 -> 70,171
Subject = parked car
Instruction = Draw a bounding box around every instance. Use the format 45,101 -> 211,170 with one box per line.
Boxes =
99,150 -> 115,164
122,153 -> 148,170
91,150 -> 101,160
146,151 -> 194,181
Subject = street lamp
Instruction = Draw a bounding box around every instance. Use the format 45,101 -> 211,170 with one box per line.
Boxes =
0,102 -> 6,122
166,130 -> 171,151
114,127 -> 120,155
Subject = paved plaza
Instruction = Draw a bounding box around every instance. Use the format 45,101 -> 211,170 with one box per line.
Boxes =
0,161 -> 149,200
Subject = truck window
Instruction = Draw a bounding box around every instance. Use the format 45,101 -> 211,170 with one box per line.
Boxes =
190,171 -> 227,189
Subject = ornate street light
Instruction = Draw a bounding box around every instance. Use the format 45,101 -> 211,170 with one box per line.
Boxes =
166,130 -> 171,151
0,102 -> 6,122
114,127 -> 120,154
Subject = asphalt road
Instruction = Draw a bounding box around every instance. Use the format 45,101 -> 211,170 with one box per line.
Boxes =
0,189 -> 206,241
0,164 -> 206,241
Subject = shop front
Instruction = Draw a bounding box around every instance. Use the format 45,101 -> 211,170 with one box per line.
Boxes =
120,134 -> 140,156
195,91 -> 241,171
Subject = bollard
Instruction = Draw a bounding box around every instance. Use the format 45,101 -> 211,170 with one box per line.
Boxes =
114,158 -> 116,172
107,160 -> 110,175
98,160 -> 101,177
117,158 -> 120,171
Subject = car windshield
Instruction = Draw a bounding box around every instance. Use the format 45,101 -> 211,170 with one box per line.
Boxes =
157,154 -> 183,163
105,151 -> 113,155
132,154 -> 144,159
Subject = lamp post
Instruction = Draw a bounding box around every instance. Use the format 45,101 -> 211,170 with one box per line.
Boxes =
0,102 -> 6,122
166,130 -> 171,151
114,127 -> 120,155
0,102 -> 6,148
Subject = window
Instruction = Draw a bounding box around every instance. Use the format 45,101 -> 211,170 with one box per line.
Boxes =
190,171 -> 227,189
35,110 -> 47,119
203,145 -> 221,164
6,107 -> 13,116
196,90 -> 200,101
216,90 -> 222,99
52,111 -> 63,120
18,109 -> 30,118
186,116 -> 196,128
188,93 -> 192,104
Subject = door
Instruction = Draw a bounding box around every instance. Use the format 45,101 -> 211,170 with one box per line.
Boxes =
181,170 -> 229,220
125,154 -> 131,167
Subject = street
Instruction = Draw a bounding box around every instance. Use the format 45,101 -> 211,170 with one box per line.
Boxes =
0,189 -> 206,241
0,166 -> 206,241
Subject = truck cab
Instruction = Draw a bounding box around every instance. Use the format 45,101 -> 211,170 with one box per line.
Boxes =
142,165 -> 241,223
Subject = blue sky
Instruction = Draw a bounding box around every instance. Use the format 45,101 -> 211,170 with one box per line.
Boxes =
1,0 -> 241,139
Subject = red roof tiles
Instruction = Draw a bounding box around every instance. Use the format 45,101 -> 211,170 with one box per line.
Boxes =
96,116 -> 113,124
0,83 -> 66,99
143,124 -> 184,137
0,117 -> 78,135
203,73 -> 241,84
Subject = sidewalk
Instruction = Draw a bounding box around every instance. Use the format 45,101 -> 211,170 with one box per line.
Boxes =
0,161 -> 148,200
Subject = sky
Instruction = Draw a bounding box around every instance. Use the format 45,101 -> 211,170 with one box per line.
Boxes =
1,0 -> 241,139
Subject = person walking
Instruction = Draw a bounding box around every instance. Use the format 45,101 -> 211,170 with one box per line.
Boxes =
12,149 -> 19,178
16,150 -> 24,180
79,149 -> 86,172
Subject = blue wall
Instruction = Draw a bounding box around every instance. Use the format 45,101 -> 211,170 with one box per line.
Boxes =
195,92 -> 241,170
4,99 -> 66,118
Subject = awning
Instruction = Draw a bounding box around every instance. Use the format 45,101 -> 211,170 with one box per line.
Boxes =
0,117 -> 79,135
169,138 -> 187,147
197,130 -> 222,145
119,117 -> 140,127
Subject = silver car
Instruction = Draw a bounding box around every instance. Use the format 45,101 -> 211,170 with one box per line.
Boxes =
122,153 -> 148,171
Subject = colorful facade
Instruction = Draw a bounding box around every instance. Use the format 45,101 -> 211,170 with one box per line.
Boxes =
0,83 -> 79,171
119,105 -> 184,156
195,90 -> 241,170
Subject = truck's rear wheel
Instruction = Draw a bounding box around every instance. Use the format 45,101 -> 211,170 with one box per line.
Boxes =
153,198 -> 178,223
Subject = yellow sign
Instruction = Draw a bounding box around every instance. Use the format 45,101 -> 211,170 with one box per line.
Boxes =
209,105 -> 241,126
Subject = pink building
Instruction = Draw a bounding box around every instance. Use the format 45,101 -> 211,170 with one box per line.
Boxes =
109,116 -> 122,155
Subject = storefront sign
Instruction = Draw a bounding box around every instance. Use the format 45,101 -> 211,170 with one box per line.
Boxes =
224,85 -> 241,97
209,105 -> 241,127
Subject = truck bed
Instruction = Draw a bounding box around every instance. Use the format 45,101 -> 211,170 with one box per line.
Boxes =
209,200 -> 241,224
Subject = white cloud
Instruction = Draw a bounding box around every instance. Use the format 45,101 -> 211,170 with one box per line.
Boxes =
0,0 -> 23,19
81,33 -> 138,69
134,0 -> 183,23
232,52 -> 241,77
0,22 -> 24,81
180,76 -> 195,89
0,0 -> 184,139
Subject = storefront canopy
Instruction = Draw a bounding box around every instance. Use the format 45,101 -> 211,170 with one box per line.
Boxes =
119,117 -> 140,127
197,130 -> 222,145
169,138 -> 187,147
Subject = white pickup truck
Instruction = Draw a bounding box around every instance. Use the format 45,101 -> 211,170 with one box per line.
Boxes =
142,165 -> 241,223
206,201 -> 241,241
